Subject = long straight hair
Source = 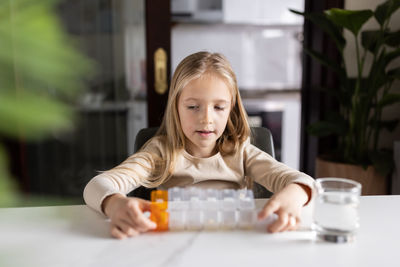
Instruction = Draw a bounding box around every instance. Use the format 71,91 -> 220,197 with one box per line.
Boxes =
138,52 -> 250,187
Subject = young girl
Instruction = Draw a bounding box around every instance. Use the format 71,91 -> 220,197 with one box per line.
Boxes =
84,51 -> 314,239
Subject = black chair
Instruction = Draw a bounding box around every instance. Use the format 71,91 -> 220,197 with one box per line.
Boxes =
129,127 -> 274,199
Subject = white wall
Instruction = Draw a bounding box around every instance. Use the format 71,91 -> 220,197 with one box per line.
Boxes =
172,24 -> 303,90
223,0 -> 304,25
344,0 -> 400,149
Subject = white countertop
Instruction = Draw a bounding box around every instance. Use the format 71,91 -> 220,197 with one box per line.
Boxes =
1,196 -> 399,267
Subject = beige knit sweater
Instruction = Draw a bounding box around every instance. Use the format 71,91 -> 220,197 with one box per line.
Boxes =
83,137 -> 315,214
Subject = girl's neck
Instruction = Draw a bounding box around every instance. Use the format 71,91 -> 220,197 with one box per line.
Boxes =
185,144 -> 218,158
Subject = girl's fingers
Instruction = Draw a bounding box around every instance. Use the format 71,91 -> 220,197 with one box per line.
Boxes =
138,199 -> 153,212
110,224 -> 127,239
127,202 -> 157,232
108,198 -> 158,238
135,213 -> 157,231
281,215 -> 298,232
118,219 -> 140,237
129,215 -> 154,233
258,199 -> 279,220
287,216 -> 300,231
268,212 -> 289,233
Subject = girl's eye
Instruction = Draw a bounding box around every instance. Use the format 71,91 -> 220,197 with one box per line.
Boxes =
187,105 -> 199,110
215,106 -> 225,111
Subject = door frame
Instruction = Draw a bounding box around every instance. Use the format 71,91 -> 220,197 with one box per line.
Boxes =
300,0 -> 344,176
145,0 -> 171,127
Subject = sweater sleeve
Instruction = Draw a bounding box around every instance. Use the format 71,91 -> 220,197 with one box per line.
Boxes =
244,140 -> 315,199
83,138 -> 163,214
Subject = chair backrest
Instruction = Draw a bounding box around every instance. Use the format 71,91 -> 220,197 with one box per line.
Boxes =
131,126 -> 274,199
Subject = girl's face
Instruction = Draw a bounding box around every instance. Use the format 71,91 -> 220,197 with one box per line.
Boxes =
178,74 -> 232,158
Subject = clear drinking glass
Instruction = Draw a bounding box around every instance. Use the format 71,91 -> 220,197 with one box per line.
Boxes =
313,178 -> 362,243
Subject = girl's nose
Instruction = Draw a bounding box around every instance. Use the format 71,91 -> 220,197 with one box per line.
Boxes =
200,107 -> 212,124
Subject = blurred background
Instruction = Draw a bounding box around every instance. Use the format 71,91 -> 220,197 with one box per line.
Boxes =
1,0 -> 399,206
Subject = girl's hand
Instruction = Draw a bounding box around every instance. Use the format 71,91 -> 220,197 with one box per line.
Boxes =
102,194 -> 157,239
257,183 -> 311,233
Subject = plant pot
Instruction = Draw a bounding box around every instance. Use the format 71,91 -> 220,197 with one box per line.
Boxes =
315,157 -> 388,195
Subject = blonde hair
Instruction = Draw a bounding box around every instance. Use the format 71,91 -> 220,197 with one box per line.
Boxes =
136,52 -> 250,187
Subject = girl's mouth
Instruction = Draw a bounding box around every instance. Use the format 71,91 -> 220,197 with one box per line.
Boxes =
196,130 -> 214,137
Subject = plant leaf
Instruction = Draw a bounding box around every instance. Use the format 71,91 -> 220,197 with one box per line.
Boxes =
0,91 -> 74,140
362,30 -> 400,51
307,113 -> 347,137
339,86 -> 354,108
0,0 -> 96,97
307,121 -> 338,136
366,48 -> 393,94
0,145 -> 19,207
385,30 -> 400,47
369,117 -> 399,132
388,66 -> 400,79
384,47 -> 400,66
289,9 -> 346,52
375,0 -> 400,26
325,8 -> 374,36
380,119 -> 399,132
303,47 -> 345,75
377,93 -> 400,108
361,30 -> 383,52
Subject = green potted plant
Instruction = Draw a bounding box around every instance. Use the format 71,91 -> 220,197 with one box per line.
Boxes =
291,0 -> 400,194
0,0 -> 94,206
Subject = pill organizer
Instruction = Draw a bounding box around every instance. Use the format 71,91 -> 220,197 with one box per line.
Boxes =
150,187 -> 276,231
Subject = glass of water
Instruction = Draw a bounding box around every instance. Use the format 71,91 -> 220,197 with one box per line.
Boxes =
313,178 -> 362,243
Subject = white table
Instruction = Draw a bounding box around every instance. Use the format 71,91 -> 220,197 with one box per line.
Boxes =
1,196 -> 399,267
